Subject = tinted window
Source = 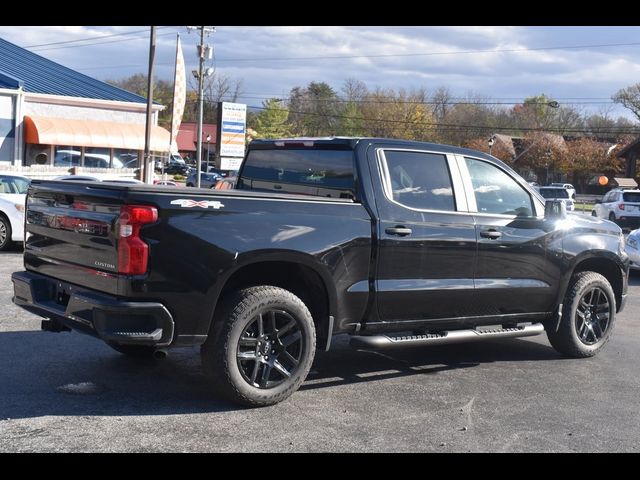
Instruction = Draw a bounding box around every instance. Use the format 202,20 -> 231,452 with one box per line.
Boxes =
239,149 -> 355,199
382,150 -> 455,211
623,192 -> 640,203
465,158 -> 533,216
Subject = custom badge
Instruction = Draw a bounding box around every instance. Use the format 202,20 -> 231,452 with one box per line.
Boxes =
170,199 -> 225,209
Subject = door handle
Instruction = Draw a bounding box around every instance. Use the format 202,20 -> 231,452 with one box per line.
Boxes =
480,229 -> 502,239
385,226 -> 412,237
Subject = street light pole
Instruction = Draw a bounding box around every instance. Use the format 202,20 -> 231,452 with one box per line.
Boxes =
206,134 -> 211,170
188,26 -> 214,188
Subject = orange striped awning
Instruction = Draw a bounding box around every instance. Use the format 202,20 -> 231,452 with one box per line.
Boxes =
24,115 -> 171,152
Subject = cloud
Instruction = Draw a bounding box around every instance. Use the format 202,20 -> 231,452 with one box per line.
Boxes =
1,26 -> 639,120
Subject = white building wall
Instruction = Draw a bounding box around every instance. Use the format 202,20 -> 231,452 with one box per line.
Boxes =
0,93 -> 15,165
23,100 -> 147,124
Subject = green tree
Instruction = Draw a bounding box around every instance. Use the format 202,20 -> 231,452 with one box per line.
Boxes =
254,99 -> 292,139
288,82 -> 340,136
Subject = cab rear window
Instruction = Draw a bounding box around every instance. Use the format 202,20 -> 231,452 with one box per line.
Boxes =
238,149 -> 356,199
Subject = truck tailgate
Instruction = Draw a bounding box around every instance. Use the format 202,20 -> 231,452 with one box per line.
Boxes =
24,181 -> 125,295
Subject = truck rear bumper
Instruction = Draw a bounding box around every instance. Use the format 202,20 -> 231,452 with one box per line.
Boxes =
12,270 -> 174,347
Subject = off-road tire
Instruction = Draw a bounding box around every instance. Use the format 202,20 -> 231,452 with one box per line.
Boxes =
547,272 -> 616,358
201,286 -> 316,407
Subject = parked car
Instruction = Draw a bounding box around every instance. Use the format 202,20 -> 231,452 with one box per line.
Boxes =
0,174 -> 29,250
538,186 -> 575,211
162,161 -> 192,176
12,137 -> 629,407
53,175 -> 100,182
185,172 -> 222,188
214,176 -> 237,190
625,228 -> 640,270
154,180 -> 178,187
550,183 -> 576,199
592,188 -> 640,228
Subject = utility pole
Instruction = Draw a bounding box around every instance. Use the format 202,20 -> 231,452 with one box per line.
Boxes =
143,26 -> 156,184
187,26 -> 215,188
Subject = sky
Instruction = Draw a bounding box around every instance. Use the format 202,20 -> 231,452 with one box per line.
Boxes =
1,25 -> 639,120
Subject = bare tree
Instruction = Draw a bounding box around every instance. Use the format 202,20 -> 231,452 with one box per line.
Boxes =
613,83 -> 640,121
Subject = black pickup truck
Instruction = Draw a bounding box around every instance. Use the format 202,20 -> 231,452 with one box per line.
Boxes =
12,138 -> 629,406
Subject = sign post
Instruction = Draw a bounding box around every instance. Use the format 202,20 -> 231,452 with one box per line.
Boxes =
216,102 -> 246,172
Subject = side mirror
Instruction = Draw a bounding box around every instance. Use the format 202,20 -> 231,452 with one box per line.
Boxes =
594,199 -> 602,204
545,200 -> 567,220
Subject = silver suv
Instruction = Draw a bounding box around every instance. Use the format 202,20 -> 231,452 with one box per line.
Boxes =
592,188 -> 640,228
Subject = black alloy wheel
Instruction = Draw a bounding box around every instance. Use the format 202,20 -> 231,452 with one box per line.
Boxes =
236,309 -> 304,389
574,286 -> 611,345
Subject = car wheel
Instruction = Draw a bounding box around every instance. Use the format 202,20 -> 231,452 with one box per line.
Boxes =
609,212 -> 617,222
591,211 -> 597,217
0,214 -> 13,251
201,286 -> 316,407
547,271 -> 616,358
186,183 -> 193,187
107,342 -> 157,358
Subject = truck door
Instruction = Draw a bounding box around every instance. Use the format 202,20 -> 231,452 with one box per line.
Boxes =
457,155 -> 558,318
370,147 -> 478,326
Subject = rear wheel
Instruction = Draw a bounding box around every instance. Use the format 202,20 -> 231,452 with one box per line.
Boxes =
609,212 -> 617,223
201,286 -> 316,407
0,215 -> 13,251
107,342 -> 157,358
547,272 -> 616,357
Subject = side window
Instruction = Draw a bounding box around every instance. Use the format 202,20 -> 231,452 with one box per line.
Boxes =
382,150 -> 455,211
465,157 -> 534,217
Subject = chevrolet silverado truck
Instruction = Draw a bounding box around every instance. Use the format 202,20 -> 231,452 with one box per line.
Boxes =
12,138 -> 629,406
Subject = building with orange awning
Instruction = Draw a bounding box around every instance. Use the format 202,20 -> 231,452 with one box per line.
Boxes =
0,37 -> 169,174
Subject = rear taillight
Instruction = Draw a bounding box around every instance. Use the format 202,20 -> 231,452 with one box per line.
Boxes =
619,203 -> 625,211
117,205 -> 158,275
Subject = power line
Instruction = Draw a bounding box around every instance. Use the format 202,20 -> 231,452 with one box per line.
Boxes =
212,41 -> 640,64
25,27 -> 173,48
31,29 -> 178,52
242,104 -> 640,135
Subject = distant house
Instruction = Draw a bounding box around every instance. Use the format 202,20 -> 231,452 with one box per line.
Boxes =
617,137 -> 640,179
176,122 -> 217,163
0,37 -> 169,173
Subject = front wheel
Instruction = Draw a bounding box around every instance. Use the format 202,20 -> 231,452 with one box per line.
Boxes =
547,272 -> 616,357
201,286 -> 316,407
591,211 -> 597,217
0,215 -> 13,251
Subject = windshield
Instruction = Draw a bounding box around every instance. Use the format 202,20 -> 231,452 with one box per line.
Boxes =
0,176 -> 30,194
539,188 -> 569,199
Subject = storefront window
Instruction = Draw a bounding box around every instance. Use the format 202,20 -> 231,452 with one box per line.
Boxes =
85,147 -> 117,168
114,149 -> 139,169
54,146 -> 81,167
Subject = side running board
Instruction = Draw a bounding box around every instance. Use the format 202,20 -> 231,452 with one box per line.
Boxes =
350,323 -> 544,349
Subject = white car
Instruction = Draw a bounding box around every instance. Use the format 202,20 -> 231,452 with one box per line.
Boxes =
592,188 -> 640,228
625,228 -> 640,270
549,183 -> 576,199
537,186 -> 575,211
0,174 -> 29,250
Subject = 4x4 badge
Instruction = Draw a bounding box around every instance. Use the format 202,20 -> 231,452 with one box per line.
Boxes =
170,199 -> 225,209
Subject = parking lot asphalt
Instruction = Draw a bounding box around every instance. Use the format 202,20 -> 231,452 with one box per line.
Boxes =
1,248 -> 639,452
